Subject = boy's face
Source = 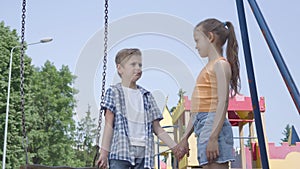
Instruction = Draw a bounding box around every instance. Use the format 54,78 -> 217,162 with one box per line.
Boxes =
117,54 -> 142,83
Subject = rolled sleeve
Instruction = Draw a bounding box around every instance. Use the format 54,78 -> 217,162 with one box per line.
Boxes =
101,87 -> 116,114
148,93 -> 163,122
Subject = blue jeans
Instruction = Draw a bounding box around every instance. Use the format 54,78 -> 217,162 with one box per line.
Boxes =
109,159 -> 145,169
109,146 -> 146,169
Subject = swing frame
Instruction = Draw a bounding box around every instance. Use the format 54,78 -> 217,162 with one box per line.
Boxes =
14,0 -> 300,169
18,0 -> 108,169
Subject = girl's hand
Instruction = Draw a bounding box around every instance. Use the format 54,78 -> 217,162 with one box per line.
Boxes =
206,138 -> 219,163
172,138 -> 189,160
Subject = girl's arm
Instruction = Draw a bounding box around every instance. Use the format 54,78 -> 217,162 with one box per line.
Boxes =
176,113 -> 196,158
181,113 -> 196,140
210,60 -> 231,140
207,60 -> 231,161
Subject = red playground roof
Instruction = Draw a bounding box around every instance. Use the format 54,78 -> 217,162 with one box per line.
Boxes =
228,94 -> 265,112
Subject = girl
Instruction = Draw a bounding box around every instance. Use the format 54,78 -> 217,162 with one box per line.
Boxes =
178,18 -> 240,169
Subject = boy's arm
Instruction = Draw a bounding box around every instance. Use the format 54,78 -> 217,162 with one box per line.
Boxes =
97,109 -> 114,169
153,120 -> 189,160
101,109 -> 114,152
153,120 -> 177,149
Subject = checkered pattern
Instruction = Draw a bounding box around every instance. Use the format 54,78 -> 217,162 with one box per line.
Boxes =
102,83 -> 163,168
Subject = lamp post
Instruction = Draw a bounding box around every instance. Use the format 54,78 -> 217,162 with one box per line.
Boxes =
2,37 -> 53,169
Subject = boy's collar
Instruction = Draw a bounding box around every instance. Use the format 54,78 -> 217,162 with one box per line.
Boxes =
115,83 -> 149,95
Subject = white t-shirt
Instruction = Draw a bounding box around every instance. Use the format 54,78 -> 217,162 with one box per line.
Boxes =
122,86 -> 146,146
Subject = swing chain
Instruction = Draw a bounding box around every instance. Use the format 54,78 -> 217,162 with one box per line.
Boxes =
96,0 -> 108,146
20,0 -> 29,165
94,0 -> 109,166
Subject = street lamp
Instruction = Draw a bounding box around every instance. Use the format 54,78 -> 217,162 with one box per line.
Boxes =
2,37 -> 53,169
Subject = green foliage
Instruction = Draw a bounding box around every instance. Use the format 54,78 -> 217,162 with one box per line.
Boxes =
27,61 -> 83,166
169,106 -> 176,113
0,21 -> 97,168
0,21 -> 33,169
281,124 -> 291,143
74,105 -> 98,167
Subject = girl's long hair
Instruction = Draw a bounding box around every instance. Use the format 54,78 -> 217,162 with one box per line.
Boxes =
196,18 -> 240,96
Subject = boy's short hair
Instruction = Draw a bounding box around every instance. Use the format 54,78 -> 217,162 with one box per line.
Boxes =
115,48 -> 142,65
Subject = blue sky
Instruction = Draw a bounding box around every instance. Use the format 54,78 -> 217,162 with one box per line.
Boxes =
1,1 -> 299,145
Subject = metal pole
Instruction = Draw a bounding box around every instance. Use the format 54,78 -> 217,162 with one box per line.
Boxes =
247,0 -> 300,113
2,38 -> 53,169
235,0 -> 270,168
2,46 -> 19,169
157,137 -> 160,169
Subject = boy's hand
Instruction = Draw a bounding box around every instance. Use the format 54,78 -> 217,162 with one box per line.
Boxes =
172,138 -> 189,160
96,148 -> 109,169
179,138 -> 190,158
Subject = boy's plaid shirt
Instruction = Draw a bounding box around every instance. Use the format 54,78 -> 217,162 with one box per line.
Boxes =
101,83 -> 163,168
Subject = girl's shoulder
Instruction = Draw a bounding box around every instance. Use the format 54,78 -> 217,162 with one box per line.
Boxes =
215,56 -> 227,62
207,56 -> 226,64
214,58 -> 231,75
206,57 -> 227,69
214,57 -> 229,66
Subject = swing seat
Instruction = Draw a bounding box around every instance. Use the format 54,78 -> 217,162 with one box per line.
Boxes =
20,165 -> 97,169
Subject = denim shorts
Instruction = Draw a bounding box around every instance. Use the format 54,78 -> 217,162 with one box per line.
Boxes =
193,112 -> 235,166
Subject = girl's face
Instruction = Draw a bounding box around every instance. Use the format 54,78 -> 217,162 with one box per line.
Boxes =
193,28 -> 210,58
118,54 -> 143,83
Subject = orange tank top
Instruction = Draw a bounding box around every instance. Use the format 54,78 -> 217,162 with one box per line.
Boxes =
191,57 -> 226,113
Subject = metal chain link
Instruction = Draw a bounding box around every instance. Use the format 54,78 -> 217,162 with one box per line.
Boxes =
20,0 -> 29,165
96,0 -> 108,148
94,0 -> 108,166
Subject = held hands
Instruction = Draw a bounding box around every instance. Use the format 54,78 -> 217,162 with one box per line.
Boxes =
172,138 -> 190,160
96,148 -> 109,169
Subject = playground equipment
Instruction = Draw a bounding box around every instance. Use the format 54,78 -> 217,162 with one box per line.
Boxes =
2,0 -> 298,168
172,94 -> 300,169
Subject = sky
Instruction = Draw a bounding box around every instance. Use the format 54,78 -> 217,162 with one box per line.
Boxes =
1,1 -> 299,146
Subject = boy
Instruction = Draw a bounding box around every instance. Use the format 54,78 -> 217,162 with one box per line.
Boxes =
96,48 -> 185,169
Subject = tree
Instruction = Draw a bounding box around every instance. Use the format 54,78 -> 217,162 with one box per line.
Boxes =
281,124 -> 291,143
28,61 -> 81,166
74,105 -> 98,167
0,21 -> 35,169
169,89 -> 186,113
1,21 -> 87,168
178,89 -> 186,101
